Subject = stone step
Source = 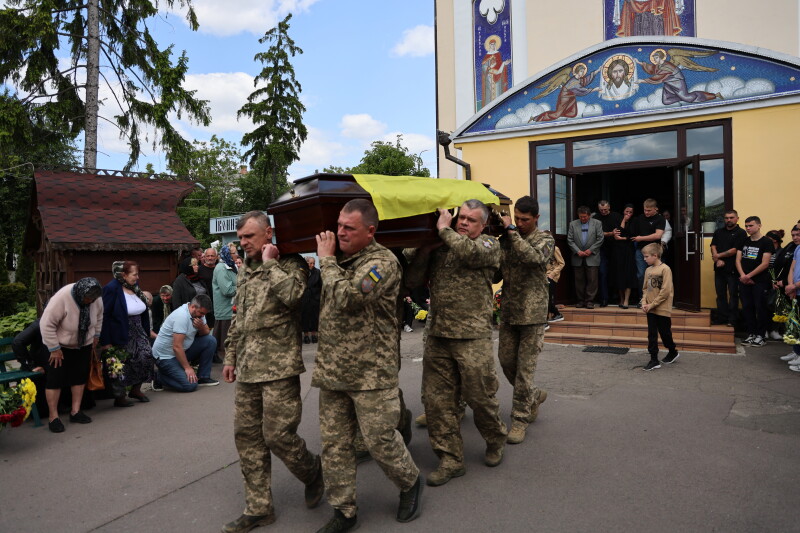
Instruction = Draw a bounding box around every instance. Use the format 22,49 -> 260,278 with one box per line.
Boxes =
544,331 -> 737,354
547,319 -> 734,343
559,306 -> 712,327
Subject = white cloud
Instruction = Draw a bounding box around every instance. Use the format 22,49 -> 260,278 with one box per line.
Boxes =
391,25 -> 434,58
340,114 -> 387,140
180,72 -> 261,134
633,75 -> 776,111
578,101 -> 603,118
495,102 -> 549,129
479,0 -> 505,25
293,126 -> 346,171
184,0 -> 321,37
380,132 -> 435,157
632,88 -> 679,111
732,78 -> 775,98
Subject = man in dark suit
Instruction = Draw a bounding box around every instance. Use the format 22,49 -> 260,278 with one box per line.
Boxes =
567,206 -> 604,308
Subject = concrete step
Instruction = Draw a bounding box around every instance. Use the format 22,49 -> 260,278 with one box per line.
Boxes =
559,306 -> 713,327
544,331 -> 737,354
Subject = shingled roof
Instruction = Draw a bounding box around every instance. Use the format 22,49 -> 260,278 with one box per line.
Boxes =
25,169 -> 201,252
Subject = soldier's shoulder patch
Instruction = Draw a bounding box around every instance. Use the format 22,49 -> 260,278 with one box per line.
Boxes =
361,265 -> 383,293
483,236 -> 498,248
542,241 -> 555,258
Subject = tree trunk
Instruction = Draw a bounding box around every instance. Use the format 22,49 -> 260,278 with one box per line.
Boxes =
83,0 -> 100,171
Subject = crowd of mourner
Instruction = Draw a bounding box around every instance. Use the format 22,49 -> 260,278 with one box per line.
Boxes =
9,194 -> 800,533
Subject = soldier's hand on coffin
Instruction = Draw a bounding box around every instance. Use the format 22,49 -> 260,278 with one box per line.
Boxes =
261,243 -> 280,262
436,208 -> 453,231
501,213 -> 512,228
316,230 -> 337,257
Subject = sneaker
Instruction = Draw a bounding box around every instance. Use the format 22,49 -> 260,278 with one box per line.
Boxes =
316,509 -> 358,533
790,364 -> 800,373
222,513 -> 276,533
151,380 -> 163,391
548,313 -> 565,323
426,462 -> 466,486
197,377 -> 219,387
786,355 -> 800,365
544,324 -> 551,331
741,335 -> 755,346
644,360 -> 661,371
780,352 -> 798,361
396,475 -> 423,523
403,325 -> 413,333
769,330 -> 783,340
750,335 -> 766,347
662,352 -> 680,365
48,418 -> 65,433
69,411 -> 92,424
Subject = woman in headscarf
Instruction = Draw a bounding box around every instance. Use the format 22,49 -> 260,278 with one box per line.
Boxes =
151,285 -> 174,336
99,261 -> 155,406
172,257 -> 204,310
212,245 -> 238,363
40,277 -> 103,433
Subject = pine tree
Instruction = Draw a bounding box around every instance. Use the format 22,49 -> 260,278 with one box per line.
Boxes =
238,14 -> 307,205
0,0 -> 210,171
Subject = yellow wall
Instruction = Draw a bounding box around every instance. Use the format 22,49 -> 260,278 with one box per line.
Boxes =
455,102 -> 800,308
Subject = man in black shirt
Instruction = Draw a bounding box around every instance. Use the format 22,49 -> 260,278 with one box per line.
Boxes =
630,198 -> 666,288
710,210 -> 747,325
593,200 -> 622,306
735,216 -> 774,347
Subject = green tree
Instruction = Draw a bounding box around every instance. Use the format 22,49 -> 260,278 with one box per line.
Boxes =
238,14 -> 307,205
0,0 -> 210,171
324,135 -> 430,177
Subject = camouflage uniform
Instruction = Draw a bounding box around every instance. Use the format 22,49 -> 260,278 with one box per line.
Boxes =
496,229 -> 554,424
406,227 -> 507,468
224,254 -> 318,517
312,240 -> 419,519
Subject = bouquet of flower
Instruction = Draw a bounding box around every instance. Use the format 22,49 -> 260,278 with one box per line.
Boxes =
493,288 -> 502,325
102,346 -> 130,380
0,378 -> 37,430
783,300 -> 800,345
409,300 -> 429,321
771,269 -> 791,323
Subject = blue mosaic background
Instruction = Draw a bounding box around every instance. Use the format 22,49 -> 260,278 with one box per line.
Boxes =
474,0 -> 513,112
463,44 -> 800,136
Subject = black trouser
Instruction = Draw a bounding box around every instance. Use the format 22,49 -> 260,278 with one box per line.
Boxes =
714,270 -> 740,324
46,345 -> 91,389
739,279 -> 770,337
647,314 -> 676,360
403,301 -> 414,327
548,279 -> 559,316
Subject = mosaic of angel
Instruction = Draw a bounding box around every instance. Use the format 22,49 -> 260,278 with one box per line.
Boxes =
529,62 -> 600,122
636,48 -> 723,104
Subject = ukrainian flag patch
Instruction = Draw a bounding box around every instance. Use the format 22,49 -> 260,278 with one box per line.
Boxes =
361,266 -> 382,293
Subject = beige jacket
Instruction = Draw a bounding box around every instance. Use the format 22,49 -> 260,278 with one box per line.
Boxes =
40,283 -> 104,350
641,262 -> 674,317
546,245 -> 565,283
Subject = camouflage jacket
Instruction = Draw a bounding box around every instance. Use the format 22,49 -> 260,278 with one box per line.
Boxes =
406,227 -> 500,339
311,240 -> 401,391
496,229 -> 554,325
223,254 -> 308,383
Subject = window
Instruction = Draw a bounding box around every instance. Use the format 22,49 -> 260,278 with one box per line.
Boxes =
536,174 -> 550,231
536,143 -> 565,170
687,126 -> 724,156
573,131 -> 677,167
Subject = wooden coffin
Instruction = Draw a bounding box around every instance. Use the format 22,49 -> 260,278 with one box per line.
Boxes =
268,173 -> 511,254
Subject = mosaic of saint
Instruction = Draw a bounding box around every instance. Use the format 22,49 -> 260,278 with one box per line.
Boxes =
474,0 -> 513,111
605,0 -> 696,40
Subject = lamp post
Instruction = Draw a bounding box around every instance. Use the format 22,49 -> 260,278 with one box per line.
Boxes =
416,149 -> 429,173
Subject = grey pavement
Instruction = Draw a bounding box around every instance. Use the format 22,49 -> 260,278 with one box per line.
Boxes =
1,328 -> 799,533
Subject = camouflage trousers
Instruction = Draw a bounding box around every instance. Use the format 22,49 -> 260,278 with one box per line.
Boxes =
319,388 -> 419,518
353,387 -> 410,454
498,323 -> 545,423
422,336 -> 507,466
234,377 -> 318,516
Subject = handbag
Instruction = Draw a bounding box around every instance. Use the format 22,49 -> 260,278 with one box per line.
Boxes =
86,346 -> 105,391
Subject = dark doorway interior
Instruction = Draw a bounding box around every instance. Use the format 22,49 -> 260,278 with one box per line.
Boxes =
575,166 -> 673,215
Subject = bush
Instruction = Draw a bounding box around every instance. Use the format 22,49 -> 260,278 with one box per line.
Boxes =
0,283 -> 27,317
0,305 -> 36,339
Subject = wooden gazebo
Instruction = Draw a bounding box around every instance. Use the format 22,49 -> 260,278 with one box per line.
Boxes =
24,169 -> 200,311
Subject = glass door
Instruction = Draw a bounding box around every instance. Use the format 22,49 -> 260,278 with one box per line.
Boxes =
549,168 -> 577,304
672,155 -> 702,311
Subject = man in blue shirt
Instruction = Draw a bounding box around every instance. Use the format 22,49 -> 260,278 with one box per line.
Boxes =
152,294 -> 219,391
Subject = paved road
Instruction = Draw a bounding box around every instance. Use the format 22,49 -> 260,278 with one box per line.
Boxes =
2,329 -> 799,533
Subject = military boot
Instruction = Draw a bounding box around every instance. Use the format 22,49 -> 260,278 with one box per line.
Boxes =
305,455 -> 325,509
485,442 -> 505,467
426,462 -> 466,486
396,475 -> 424,522
506,420 -> 528,444
415,412 -> 427,427
316,509 -> 358,533
221,513 -> 275,533
530,388 -> 548,423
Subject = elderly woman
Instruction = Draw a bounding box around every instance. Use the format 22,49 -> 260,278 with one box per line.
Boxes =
40,278 -> 103,433
99,261 -> 154,406
212,245 -> 238,363
151,285 -> 174,336
172,258 -> 205,309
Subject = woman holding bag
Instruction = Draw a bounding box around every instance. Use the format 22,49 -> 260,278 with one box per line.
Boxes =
99,261 -> 154,406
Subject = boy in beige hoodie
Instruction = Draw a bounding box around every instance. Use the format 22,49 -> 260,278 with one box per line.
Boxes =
640,243 -> 679,371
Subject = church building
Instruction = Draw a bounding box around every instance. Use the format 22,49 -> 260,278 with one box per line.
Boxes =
435,0 -> 800,311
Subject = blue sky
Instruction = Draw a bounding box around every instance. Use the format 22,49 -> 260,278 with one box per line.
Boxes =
92,0 -> 437,179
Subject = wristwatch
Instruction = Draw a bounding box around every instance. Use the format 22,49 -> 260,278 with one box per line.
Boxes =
505,224 -> 517,232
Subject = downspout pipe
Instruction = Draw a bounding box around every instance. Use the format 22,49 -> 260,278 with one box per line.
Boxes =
437,130 -> 471,181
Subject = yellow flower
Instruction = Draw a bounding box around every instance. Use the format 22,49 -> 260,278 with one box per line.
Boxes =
415,309 -> 428,321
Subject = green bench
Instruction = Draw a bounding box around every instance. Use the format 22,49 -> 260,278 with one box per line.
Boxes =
0,336 -> 43,427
